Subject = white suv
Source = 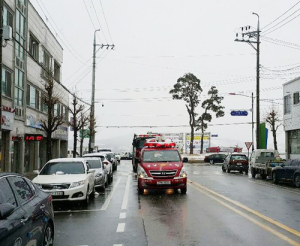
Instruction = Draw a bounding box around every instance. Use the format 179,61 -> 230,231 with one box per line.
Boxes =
83,153 -> 113,183
32,158 -> 95,204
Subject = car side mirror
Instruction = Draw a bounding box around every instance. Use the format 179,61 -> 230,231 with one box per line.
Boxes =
88,169 -> 95,174
280,164 -> 285,167
183,157 -> 188,163
0,203 -> 15,219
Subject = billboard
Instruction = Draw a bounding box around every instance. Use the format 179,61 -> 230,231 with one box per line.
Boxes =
185,132 -> 210,154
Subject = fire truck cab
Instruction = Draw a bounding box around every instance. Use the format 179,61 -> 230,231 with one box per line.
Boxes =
137,140 -> 188,194
132,133 -> 162,172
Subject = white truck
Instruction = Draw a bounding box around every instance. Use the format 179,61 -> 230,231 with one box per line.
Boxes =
250,149 -> 281,179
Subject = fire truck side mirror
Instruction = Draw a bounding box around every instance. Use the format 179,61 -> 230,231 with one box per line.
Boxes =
132,140 -> 137,146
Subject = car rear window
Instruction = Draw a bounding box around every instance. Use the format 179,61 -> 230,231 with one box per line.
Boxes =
40,162 -> 85,175
261,152 -> 274,157
231,155 -> 247,161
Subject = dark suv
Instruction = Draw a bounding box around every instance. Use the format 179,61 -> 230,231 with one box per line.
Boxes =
222,154 -> 249,174
0,173 -> 55,246
204,153 -> 227,164
272,159 -> 300,187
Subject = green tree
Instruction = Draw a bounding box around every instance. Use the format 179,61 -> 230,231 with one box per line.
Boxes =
170,73 -> 202,154
196,86 -> 225,154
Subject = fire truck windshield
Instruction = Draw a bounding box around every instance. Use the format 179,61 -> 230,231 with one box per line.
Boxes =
143,150 -> 180,162
137,139 -> 146,148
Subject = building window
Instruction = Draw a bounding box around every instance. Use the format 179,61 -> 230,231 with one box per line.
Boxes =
41,94 -> 48,113
293,92 -> 299,105
26,84 -> 39,110
15,69 -> 24,107
42,49 -> 52,77
2,68 -> 12,97
3,5 -> 13,29
15,10 -> 26,60
54,103 -> 60,117
29,34 -> 39,61
284,95 -> 291,114
54,61 -> 60,82
288,130 -> 300,154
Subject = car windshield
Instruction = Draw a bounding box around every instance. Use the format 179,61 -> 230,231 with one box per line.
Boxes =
231,155 -> 247,161
85,159 -> 102,169
261,152 -> 274,157
143,150 -> 180,162
40,162 -> 85,175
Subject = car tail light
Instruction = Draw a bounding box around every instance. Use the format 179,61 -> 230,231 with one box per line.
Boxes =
103,161 -> 109,165
48,195 -> 53,204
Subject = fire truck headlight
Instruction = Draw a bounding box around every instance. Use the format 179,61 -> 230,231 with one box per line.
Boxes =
138,166 -> 148,178
179,168 -> 187,178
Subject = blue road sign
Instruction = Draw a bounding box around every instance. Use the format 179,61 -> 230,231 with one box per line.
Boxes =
230,110 -> 248,116
211,134 -> 218,137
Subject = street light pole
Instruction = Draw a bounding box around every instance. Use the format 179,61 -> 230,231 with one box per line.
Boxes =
252,92 -> 254,151
89,29 -> 100,153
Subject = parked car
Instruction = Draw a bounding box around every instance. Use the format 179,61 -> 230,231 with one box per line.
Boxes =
32,158 -> 95,204
222,153 -> 249,174
82,156 -> 108,192
100,152 -> 118,171
0,173 -> 55,246
272,159 -> 300,187
83,153 -> 114,183
115,153 -> 121,163
204,153 -> 227,164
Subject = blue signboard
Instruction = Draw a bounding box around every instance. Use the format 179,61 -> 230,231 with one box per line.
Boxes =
230,110 -> 248,116
211,134 -> 218,137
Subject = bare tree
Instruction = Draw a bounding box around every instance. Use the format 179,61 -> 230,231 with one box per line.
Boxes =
41,70 -> 64,161
69,95 -> 86,157
78,111 -> 90,156
264,106 -> 282,150
196,86 -> 225,154
170,73 -> 202,154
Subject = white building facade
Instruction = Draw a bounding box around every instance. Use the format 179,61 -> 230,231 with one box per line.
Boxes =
1,0 -> 69,176
283,78 -> 300,159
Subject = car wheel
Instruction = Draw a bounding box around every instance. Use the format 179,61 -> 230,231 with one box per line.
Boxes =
261,174 -> 267,180
115,164 -> 118,171
181,187 -> 187,194
245,171 -> 248,175
222,166 -> 226,172
105,178 -> 108,187
84,187 -> 90,205
294,174 -> 300,188
110,173 -> 114,182
90,185 -> 96,197
138,185 -> 144,195
210,160 -> 214,165
43,223 -> 54,246
272,172 -> 279,184
226,167 -> 230,173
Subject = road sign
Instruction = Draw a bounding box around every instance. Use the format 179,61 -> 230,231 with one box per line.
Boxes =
245,142 -> 252,150
230,110 -> 248,116
211,134 -> 218,137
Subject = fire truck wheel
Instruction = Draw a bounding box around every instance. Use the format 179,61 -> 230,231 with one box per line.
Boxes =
181,188 -> 187,194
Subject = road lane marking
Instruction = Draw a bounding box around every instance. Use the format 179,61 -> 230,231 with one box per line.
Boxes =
119,212 -> 126,219
189,182 -> 300,246
100,177 -> 122,211
121,175 -> 131,210
188,179 -> 300,241
116,223 -> 125,232
113,244 -> 123,246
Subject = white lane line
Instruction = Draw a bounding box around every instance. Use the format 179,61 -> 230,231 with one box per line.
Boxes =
116,223 -> 125,232
121,175 -> 131,210
100,177 -> 121,211
113,244 -> 123,246
119,212 -> 126,219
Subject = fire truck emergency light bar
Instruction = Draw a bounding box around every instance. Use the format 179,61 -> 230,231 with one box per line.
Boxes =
144,142 -> 176,148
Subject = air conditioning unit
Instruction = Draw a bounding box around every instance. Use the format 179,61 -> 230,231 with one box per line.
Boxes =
3,26 -> 12,41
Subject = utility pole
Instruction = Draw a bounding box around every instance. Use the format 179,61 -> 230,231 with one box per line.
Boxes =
0,0 -> 3,163
88,30 -> 115,153
235,13 -> 260,149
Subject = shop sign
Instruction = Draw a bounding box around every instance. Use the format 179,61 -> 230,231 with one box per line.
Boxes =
54,126 -> 68,140
26,115 -> 42,129
1,111 -> 14,130
25,134 -> 43,141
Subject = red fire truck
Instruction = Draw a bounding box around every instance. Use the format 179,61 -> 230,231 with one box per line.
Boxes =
132,133 -> 162,172
137,141 -> 187,194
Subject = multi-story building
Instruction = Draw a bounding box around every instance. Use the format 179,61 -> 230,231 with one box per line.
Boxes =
1,0 -> 68,176
283,78 -> 300,159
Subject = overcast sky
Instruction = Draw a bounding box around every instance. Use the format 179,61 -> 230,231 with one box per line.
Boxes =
30,0 -> 300,153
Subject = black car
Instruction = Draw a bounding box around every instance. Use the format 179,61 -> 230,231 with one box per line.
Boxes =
222,153 -> 249,174
272,159 -> 300,187
204,153 -> 227,164
0,173 -> 54,246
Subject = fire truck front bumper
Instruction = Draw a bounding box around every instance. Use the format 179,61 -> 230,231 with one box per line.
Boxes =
138,177 -> 187,190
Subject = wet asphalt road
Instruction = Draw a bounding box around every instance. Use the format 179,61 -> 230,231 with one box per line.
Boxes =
53,160 -> 300,246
